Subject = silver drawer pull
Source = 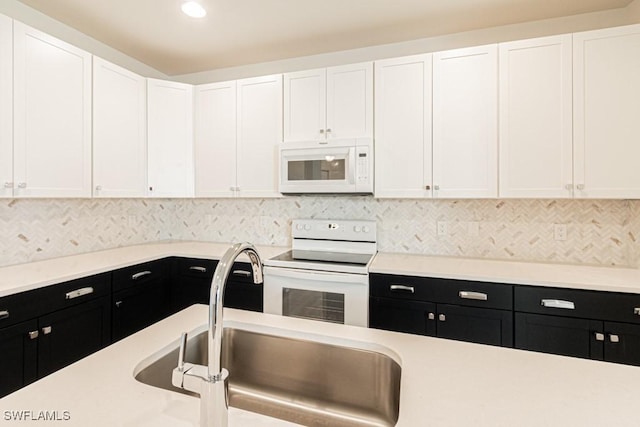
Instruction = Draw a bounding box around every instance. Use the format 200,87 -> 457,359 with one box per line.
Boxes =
610,334 -> 620,343
0,310 -> 9,320
634,308 -> 640,316
28,330 -> 38,340
427,312 -> 435,320
541,299 -> 575,310
390,285 -> 415,293
131,270 -> 152,280
232,270 -> 252,277
189,266 -> 207,273
595,332 -> 605,341
42,326 -> 52,335
438,314 -> 446,322
65,287 -> 94,300
459,291 -> 488,301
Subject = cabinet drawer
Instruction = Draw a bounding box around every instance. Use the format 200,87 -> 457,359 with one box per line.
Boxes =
370,273 -> 512,310
227,262 -> 260,284
112,259 -> 167,292
0,289 -> 46,328
175,257 -> 217,279
41,273 -> 110,313
515,286 -> 640,323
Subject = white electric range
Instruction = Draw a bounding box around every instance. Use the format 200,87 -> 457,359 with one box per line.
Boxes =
263,218 -> 377,327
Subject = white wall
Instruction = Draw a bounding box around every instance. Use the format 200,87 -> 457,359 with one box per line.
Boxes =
173,5 -> 640,84
0,0 -> 167,79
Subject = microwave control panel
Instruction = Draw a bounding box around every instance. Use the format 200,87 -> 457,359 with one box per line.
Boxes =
355,145 -> 372,191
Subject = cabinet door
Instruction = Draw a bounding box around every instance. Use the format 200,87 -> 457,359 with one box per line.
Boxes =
436,304 -> 513,347
604,321 -> 640,366
326,62 -> 373,139
374,54 -> 432,198
13,22 -> 92,197
369,296 -> 436,336
224,281 -> 264,312
236,74 -> 283,197
112,281 -> 167,342
433,44 -> 498,198
573,25 -> 640,198
0,320 -> 38,398
283,68 -> 325,142
93,57 -> 147,197
515,313 -> 603,360
147,78 -> 194,197
0,14 -> 11,198
499,35 -> 573,198
194,81 -> 237,197
37,297 -> 111,378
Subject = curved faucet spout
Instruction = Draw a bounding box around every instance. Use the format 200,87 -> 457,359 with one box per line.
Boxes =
209,242 -> 263,378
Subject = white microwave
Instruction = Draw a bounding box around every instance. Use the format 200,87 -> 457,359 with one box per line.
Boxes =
279,138 -> 373,194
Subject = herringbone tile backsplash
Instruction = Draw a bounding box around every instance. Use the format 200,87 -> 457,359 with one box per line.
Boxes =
1,197 -> 637,268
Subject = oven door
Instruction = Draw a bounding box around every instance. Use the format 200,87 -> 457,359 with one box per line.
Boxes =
263,266 -> 369,327
279,141 -> 357,194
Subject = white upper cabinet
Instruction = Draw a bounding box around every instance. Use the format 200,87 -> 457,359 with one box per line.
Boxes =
0,15 -> 11,198
93,57 -> 147,198
284,62 -> 372,142
194,81 -> 237,197
13,22 -> 92,198
236,74 -> 283,198
147,78 -> 194,197
573,24 -> 640,199
433,44 -> 498,198
499,35 -> 573,198
374,54 -> 432,198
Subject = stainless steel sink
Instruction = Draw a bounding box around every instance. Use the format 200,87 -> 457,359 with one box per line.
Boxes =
135,326 -> 401,427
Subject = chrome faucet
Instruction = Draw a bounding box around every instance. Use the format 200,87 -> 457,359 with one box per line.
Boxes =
172,242 -> 263,427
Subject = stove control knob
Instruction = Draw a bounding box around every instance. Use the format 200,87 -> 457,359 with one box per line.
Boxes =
353,225 -> 362,232
304,224 -> 311,231
296,223 -> 303,231
362,226 -> 370,233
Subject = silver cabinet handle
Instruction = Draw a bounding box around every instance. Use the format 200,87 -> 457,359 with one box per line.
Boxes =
326,128 -> 332,134
459,291 -> 488,301
3,182 -> 12,189
65,287 -> 94,300
438,314 -> 446,322
389,284 -> 415,293
95,185 -> 102,191
0,310 -> 9,320
595,332 -> 605,341
131,271 -> 152,280
576,184 -> 585,191
17,182 -> 26,189
29,331 -> 39,340
541,299 -> 575,310
434,185 -> 440,190
232,270 -> 252,277
634,308 -> 640,316
425,185 -> 431,190
565,183 -> 573,191
42,326 -> 52,335
610,334 -> 620,343
427,312 -> 435,320
189,266 -> 207,273
319,129 -> 325,134
115,301 -> 123,308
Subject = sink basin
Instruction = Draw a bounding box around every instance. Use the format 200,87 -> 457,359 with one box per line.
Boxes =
135,325 -> 401,427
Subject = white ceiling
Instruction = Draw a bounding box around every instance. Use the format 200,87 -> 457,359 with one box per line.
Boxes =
17,0 -> 634,76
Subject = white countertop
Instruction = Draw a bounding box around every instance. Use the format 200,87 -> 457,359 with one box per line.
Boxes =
0,241 -> 288,298
2,305 -> 640,427
370,252 -> 640,294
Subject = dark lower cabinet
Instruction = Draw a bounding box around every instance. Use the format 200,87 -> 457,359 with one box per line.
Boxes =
604,322 -> 640,366
38,297 -> 111,377
370,296 -> 512,347
0,320 -> 38,398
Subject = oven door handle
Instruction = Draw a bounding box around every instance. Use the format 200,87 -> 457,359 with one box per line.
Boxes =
264,267 -> 367,284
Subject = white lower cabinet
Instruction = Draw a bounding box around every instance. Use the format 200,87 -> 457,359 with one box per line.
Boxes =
498,35 -> 573,198
573,24 -> 640,199
374,54 -> 432,198
195,75 -> 282,198
147,78 -> 194,198
93,57 -> 147,198
13,22 -> 92,198
0,14 -> 12,198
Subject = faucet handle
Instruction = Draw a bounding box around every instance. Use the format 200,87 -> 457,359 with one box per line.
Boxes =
177,332 -> 188,372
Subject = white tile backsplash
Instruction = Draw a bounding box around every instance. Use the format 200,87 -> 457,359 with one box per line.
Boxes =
1,197 -> 637,268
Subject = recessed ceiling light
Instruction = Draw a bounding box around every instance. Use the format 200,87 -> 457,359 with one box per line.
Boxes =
181,1 -> 207,18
